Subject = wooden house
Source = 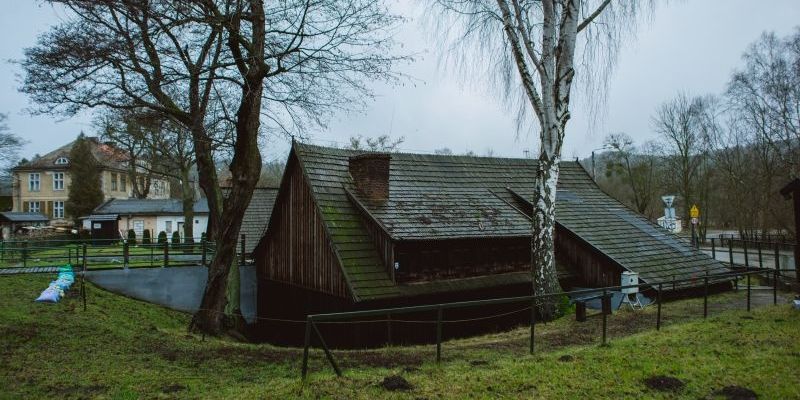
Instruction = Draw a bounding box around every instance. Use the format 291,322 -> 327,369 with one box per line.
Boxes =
252,143 -> 729,345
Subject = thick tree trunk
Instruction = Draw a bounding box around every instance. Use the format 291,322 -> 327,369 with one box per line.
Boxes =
180,166 -> 195,243
531,156 -> 562,319
190,2 -> 265,333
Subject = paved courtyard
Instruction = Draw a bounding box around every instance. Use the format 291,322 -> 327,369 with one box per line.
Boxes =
85,265 -> 257,323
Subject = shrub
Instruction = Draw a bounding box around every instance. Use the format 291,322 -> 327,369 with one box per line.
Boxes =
142,229 -> 151,245
157,231 -> 168,245
171,231 -> 181,246
126,229 -> 137,246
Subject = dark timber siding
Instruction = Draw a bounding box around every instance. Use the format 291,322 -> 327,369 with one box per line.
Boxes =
555,226 -> 621,287
257,156 -> 349,298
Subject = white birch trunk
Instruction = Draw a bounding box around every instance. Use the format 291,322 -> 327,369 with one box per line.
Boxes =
497,0 -> 580,317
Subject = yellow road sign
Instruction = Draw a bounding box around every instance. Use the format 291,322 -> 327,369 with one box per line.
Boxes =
690,204 -> 700,218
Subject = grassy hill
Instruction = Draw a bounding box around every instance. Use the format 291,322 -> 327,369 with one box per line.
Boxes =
1,274 -> 798,399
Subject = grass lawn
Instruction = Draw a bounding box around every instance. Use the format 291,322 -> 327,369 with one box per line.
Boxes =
1,274 -> 798,399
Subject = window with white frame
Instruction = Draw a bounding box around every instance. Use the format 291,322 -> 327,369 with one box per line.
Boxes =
165,220 -> 173,233
111,173 -> 118,191
53,201 -> 65,219
28,201 -> 40,213
53,172 -> 65,190
29,173 -> 40,192
120,174 -> 127,192
55,157 -> 69,165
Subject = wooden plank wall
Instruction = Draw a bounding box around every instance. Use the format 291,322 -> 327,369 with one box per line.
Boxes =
394,238 -> 530,282
357,212 -> 395,280
555,227 -> 621,287
257,158 -> 349,298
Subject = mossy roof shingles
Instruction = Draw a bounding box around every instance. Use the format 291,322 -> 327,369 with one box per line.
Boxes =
294,143 -> 727,300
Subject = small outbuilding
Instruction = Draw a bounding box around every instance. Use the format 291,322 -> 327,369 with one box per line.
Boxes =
0,212 -> 50,240
85,198 -> 209,241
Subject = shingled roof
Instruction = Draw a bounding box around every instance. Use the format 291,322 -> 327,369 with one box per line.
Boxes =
93,198 -> 209,215
292,143 -> 728,301
238,187 -> 278,254
12,136 -> 129,171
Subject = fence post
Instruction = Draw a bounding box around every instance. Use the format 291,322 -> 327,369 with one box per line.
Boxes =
82,244 -> 87,312
743,240 -> 749,267
163,242 -> 169,267
757,241 -> 763,267
301,318 -> 312,379
386,314 -> 392,346
436,307 -> 443,363
123,241 -> 130,267
746,273 -> 751,312
530,297 -> 536,355
703,276 -> 708,319
602,290 -> 608,345
773,269 -> 777,305
240,234 -> 246,266
711,238 -> 716,260
774,243 -> 780,277
729,240 -> 734,265
656,283 -> 662,331
201,239 -> 207,266
22,241 -> 27,268
310,320 -> 341,377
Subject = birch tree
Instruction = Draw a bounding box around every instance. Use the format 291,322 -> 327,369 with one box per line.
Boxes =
430,0 -> 646,317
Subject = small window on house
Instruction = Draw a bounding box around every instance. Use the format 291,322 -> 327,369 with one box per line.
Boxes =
120,174 -> 127,192
28,201 -> 40,213
29,173 -> 40,192
111,173 -> 118,191
165,221 -> 172,233
53,172 -> 64,190
53,201 -> 65,219
55,157 -> 69,165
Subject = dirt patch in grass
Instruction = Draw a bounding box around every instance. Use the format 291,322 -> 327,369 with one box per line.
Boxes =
339,349 -> 428,369
558,354 -> 574,362
161,383 -> 187,393
0,324 -> 39,355
380,375 -> 412,391
47,383 -> 108,397
643,375 -> 685,392
712,386 -> 758,400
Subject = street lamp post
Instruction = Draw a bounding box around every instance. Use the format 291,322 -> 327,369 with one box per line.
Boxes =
590,146 -> 610,181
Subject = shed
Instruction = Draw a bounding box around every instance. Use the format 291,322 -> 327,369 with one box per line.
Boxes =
0,212 -> 50,239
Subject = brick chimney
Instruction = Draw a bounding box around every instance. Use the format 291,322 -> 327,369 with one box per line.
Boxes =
349,153 -> 390,202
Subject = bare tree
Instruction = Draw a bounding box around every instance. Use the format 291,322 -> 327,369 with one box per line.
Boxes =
0,114 -> 26,175
21,0 -> 407,334
728,28 -> 800,178
348,134 -> 406,152
603,132 -> 658,217
653,93 -> 711,224
430,0 -> 647,316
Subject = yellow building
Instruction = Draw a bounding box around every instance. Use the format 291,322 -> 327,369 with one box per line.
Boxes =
10,137 -> 170,225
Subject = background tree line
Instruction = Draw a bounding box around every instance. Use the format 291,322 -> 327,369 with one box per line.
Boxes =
595,28 -> 799,239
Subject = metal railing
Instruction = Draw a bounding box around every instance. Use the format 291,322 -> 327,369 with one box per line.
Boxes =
301,268 -> 781,378
0,240 -> 217,270
706,238 -> 797,282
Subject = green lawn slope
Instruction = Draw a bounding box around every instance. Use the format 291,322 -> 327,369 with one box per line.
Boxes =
1,274 -> 798,399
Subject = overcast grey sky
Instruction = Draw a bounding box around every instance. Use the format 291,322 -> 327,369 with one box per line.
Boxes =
1,1 -> 799,163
